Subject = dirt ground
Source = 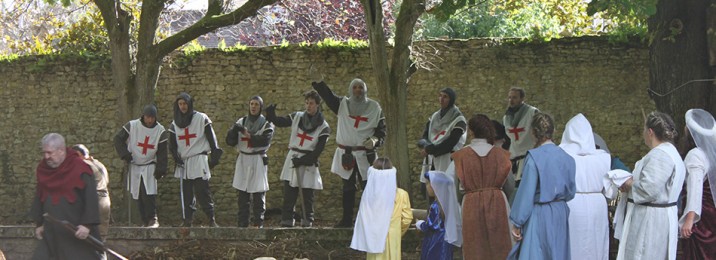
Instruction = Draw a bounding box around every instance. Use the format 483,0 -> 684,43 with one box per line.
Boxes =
129,238 -> 422,260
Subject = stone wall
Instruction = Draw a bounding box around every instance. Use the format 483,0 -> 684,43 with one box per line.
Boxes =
0,37 -> 652,226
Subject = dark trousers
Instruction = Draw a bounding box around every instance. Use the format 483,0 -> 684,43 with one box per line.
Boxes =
281,181 -> 315,224
181,177 -> 215,221
340,168 -> 368,223
237,190 -> 265,227
137,177 -> 157,225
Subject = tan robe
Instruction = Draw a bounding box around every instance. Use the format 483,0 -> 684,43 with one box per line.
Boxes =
453,146 -> 512,260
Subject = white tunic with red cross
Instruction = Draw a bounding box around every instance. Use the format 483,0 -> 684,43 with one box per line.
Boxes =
127,119 -> 166,199
502,104 -> 538,159
171,112 -> 212,180
332,98 -> 382,180
419,112 -> 466,183
280,112 -> 330,189
232,116 -> 273,193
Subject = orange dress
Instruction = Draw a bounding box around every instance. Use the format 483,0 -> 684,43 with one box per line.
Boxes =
453,146 -> 512,260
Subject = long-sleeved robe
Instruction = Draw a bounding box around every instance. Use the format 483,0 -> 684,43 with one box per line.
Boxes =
31,173 -> 102,260
616,142 -> 685,260
560,114 -> 611,260
418,201 -> 452,260
366,188 -> 413,260
508,142 -> 576,260
681,148 -> 716,260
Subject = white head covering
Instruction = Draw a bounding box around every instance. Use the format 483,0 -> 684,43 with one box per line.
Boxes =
560,113 -> 606,156
350,166 -> 398,253
427,171 -> 463,247
685,109 -> 716,204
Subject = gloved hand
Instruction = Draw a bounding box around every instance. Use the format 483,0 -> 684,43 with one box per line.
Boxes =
231,123 -> 245,134
309,64 -> 324,83
209,148 -> 223,169
173,154 -> 184,168
416,139 -> 430,149
363,136 -> 378,150
154,170 -> 166,180
291,157 -> 302,168
265,104 -> 277,118
415,220 -> 425,231
121,154 -> 133,163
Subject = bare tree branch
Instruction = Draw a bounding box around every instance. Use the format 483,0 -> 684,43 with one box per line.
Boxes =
154,0 -> 278,58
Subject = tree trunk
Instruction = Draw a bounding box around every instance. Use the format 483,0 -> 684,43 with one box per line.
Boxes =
133,0 -> 165,114
94,0 -> 134,122
648,0 -> 713,125
360,0 -> 424,190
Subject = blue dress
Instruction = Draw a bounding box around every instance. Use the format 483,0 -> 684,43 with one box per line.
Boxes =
419,201 -> 453,260
508,143 -> 576,260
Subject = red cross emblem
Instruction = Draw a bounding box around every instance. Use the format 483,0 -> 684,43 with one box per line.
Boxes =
508,127 -> 525,141
241,136 -> 252,148
349,115 -> 368,128
137,136 -> 155,155
296,131 -> 314,146
178,128 -> 197,146
433,130 -> 446,141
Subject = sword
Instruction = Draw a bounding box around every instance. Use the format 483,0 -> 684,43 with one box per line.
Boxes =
178,163 -> 186,220
42,213 -> 128,260
125,162 -> 131,226
293,165 -> 309,227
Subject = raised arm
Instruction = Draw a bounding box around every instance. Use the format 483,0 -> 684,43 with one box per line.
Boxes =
265,105 -> 293,128
312,81 -> 341,114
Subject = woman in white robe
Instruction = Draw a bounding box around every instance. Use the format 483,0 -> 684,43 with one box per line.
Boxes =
616,111 -> 685,260
560,114 -> 610,260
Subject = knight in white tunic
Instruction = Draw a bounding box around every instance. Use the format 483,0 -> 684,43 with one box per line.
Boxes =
502,87 -> 539,202
265,90 -> 331,227
225,96 -> 274,228
168,92 -> 223,227
113,105 -> 167,228
615,111 -> 685,260
417,87 -> 466,201
313,78 -> 386,227
559,114 -> 611,260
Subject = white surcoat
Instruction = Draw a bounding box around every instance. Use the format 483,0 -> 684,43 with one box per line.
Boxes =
502,104 -> 538,159
231,117 -> 273,193
420,112 -> 466,183
171,112 -> 212,180
331,98 -> 382,180
279,112 -> 330,189
126,119 -> 165,199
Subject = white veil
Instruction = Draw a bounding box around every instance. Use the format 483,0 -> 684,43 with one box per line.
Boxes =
685,109 -> 716,205
427,170 -> 463,247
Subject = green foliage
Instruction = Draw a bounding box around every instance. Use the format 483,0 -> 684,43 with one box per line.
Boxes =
182,40 -> 206,56
430,0 -> 480,22
315,38 -> 368,49
2,0 -> 147,57
586,0 -> 655,40
217,39 -> 227,50
279,39 -> 290,48
419,0 -> 647,41
221,42 -> 249,53
2,1 -> 109,55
